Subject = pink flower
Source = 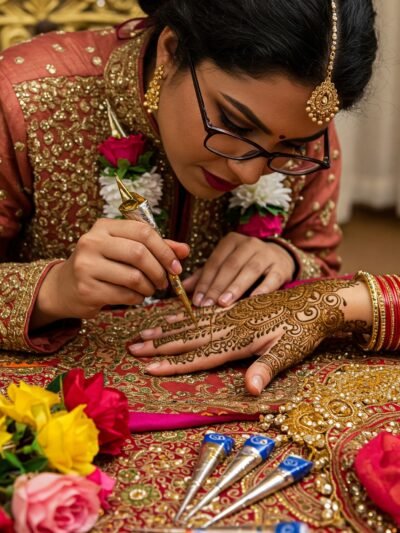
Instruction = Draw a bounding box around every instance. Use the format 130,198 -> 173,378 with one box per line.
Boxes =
98,134 -> 146,167
238,212 -> 283,239
63,369 -> 130,455
12,473 -> 101,533
0,506 -> 13,533
87,467 -> 116,509
355,431 -> 400,525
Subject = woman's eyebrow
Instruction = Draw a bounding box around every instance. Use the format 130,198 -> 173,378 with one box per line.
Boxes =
220,93 -> 273,135
220,93 -> 326,142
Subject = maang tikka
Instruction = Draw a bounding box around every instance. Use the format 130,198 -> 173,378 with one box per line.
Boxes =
144,64 -> 165,113
306,0 -> 340,126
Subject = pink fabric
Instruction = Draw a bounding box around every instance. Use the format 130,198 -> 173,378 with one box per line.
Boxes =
128,411 -> 259,433
283,273 -> 353,290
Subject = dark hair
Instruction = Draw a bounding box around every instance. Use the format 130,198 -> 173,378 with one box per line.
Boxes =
138,0 -> 377,110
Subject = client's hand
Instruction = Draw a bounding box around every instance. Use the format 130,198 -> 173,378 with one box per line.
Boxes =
130,279 -> 369,395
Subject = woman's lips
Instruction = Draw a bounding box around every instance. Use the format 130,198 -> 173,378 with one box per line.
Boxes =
202,168 -> 238,192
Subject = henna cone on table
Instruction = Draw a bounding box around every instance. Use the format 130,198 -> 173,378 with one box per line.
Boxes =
184,435 -> 275,523
202,456 -> 313,528
174,433 -> 235,524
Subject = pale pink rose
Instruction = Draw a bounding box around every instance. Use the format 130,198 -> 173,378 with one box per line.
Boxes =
87,467 -> 116,509
12,473 -> 101,533
238,212 -> 283,239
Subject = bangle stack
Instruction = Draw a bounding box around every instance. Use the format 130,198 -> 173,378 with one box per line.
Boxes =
355,271 -> 400,351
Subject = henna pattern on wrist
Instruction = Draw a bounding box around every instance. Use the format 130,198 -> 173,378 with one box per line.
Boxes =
153,279 -> 369,379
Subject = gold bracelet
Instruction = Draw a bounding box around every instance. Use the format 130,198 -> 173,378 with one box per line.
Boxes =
355,271 -> 380,351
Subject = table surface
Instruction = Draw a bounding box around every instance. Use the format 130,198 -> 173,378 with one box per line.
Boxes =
0,301 -> 398,532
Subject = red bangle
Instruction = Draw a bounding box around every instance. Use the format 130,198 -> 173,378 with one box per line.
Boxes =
376,276 -> 394,350
386,275 -> 400,350
382,276 -> 400,350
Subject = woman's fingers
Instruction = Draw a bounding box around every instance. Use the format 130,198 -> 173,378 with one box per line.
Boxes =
182,269 -> 203,297
191,237 -> 237,306
92,257 -> 157,296
164,239 -> 191,260
250,268 -> 284,296
97,218 -> 184,276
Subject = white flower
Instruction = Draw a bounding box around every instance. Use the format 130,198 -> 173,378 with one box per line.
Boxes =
228,172 -> 292,214
99,166 -> 163,218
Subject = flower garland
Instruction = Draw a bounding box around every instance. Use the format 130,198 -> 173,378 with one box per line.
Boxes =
98,134 -> 166,226
0,369 -> 130,532
228,173 -> 292,239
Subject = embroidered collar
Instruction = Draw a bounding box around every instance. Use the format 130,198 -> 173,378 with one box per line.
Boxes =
104,28 -> 160,150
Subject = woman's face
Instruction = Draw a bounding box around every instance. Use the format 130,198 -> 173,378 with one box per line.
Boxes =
154,29 -> 326,200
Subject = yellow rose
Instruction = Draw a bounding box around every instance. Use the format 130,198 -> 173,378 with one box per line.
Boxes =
38,405 -> 99,475
0,382 -> 60,429
0,415 -> 11,452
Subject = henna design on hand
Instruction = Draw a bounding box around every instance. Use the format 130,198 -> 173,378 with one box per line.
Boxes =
153,279 -> 369,380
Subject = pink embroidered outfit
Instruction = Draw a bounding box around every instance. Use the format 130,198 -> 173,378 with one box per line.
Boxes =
0,25 -> 342,353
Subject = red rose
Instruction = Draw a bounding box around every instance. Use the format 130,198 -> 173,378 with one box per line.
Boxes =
238,212 -> 283,239
63,369 -> 130,455
98,134 -> 146,167
355,431 -> 400,525
0,506 -> 13,533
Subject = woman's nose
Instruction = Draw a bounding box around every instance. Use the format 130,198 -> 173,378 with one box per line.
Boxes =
226,157 -> 271,185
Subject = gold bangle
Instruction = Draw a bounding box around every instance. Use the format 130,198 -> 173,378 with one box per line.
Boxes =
354,271 -> 380,351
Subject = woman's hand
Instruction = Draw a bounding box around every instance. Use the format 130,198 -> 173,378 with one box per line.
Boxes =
129,279 -> 372,395
182,232 -> 295,308
31,218 -> 189,328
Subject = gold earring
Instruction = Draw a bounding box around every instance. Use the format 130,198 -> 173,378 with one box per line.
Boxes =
144,64 -> 165,113
306,0 -> 340,126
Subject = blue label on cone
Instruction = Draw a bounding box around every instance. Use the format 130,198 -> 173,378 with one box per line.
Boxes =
275,522 -> 306,533
278,455 -> 313,481
203,433 -> 235,454
244,435 -> 275,460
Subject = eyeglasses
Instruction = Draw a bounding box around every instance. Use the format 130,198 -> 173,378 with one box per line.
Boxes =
188,55 -> 331,176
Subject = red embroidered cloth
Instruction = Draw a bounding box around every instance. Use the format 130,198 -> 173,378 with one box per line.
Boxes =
0,301 -> 398,531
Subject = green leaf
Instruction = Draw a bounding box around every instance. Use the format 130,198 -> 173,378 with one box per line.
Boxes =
30,437 -> 44,456
23,456 -> 48,473
138,150 -> 154,168
46,373 -> 65,394
0,459 -> 17,481
116,158 -> 131,180
262,204 -> 285,216
117,158 -> 130,170
239,205 -> 257,224
3,452 -> 25,473
12,422 -> 28,443
129,166 -> 147,174
98,155 -> 112,168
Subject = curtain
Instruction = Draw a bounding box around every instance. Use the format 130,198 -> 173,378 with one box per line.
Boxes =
337,0 -> 400,222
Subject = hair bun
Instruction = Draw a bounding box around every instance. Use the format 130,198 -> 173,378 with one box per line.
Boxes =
138,0 -> 167,16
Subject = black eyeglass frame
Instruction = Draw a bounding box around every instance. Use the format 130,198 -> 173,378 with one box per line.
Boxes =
188,55 -> 331,176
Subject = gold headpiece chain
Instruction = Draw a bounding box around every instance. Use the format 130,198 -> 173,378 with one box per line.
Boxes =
306,0 -> 340,126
